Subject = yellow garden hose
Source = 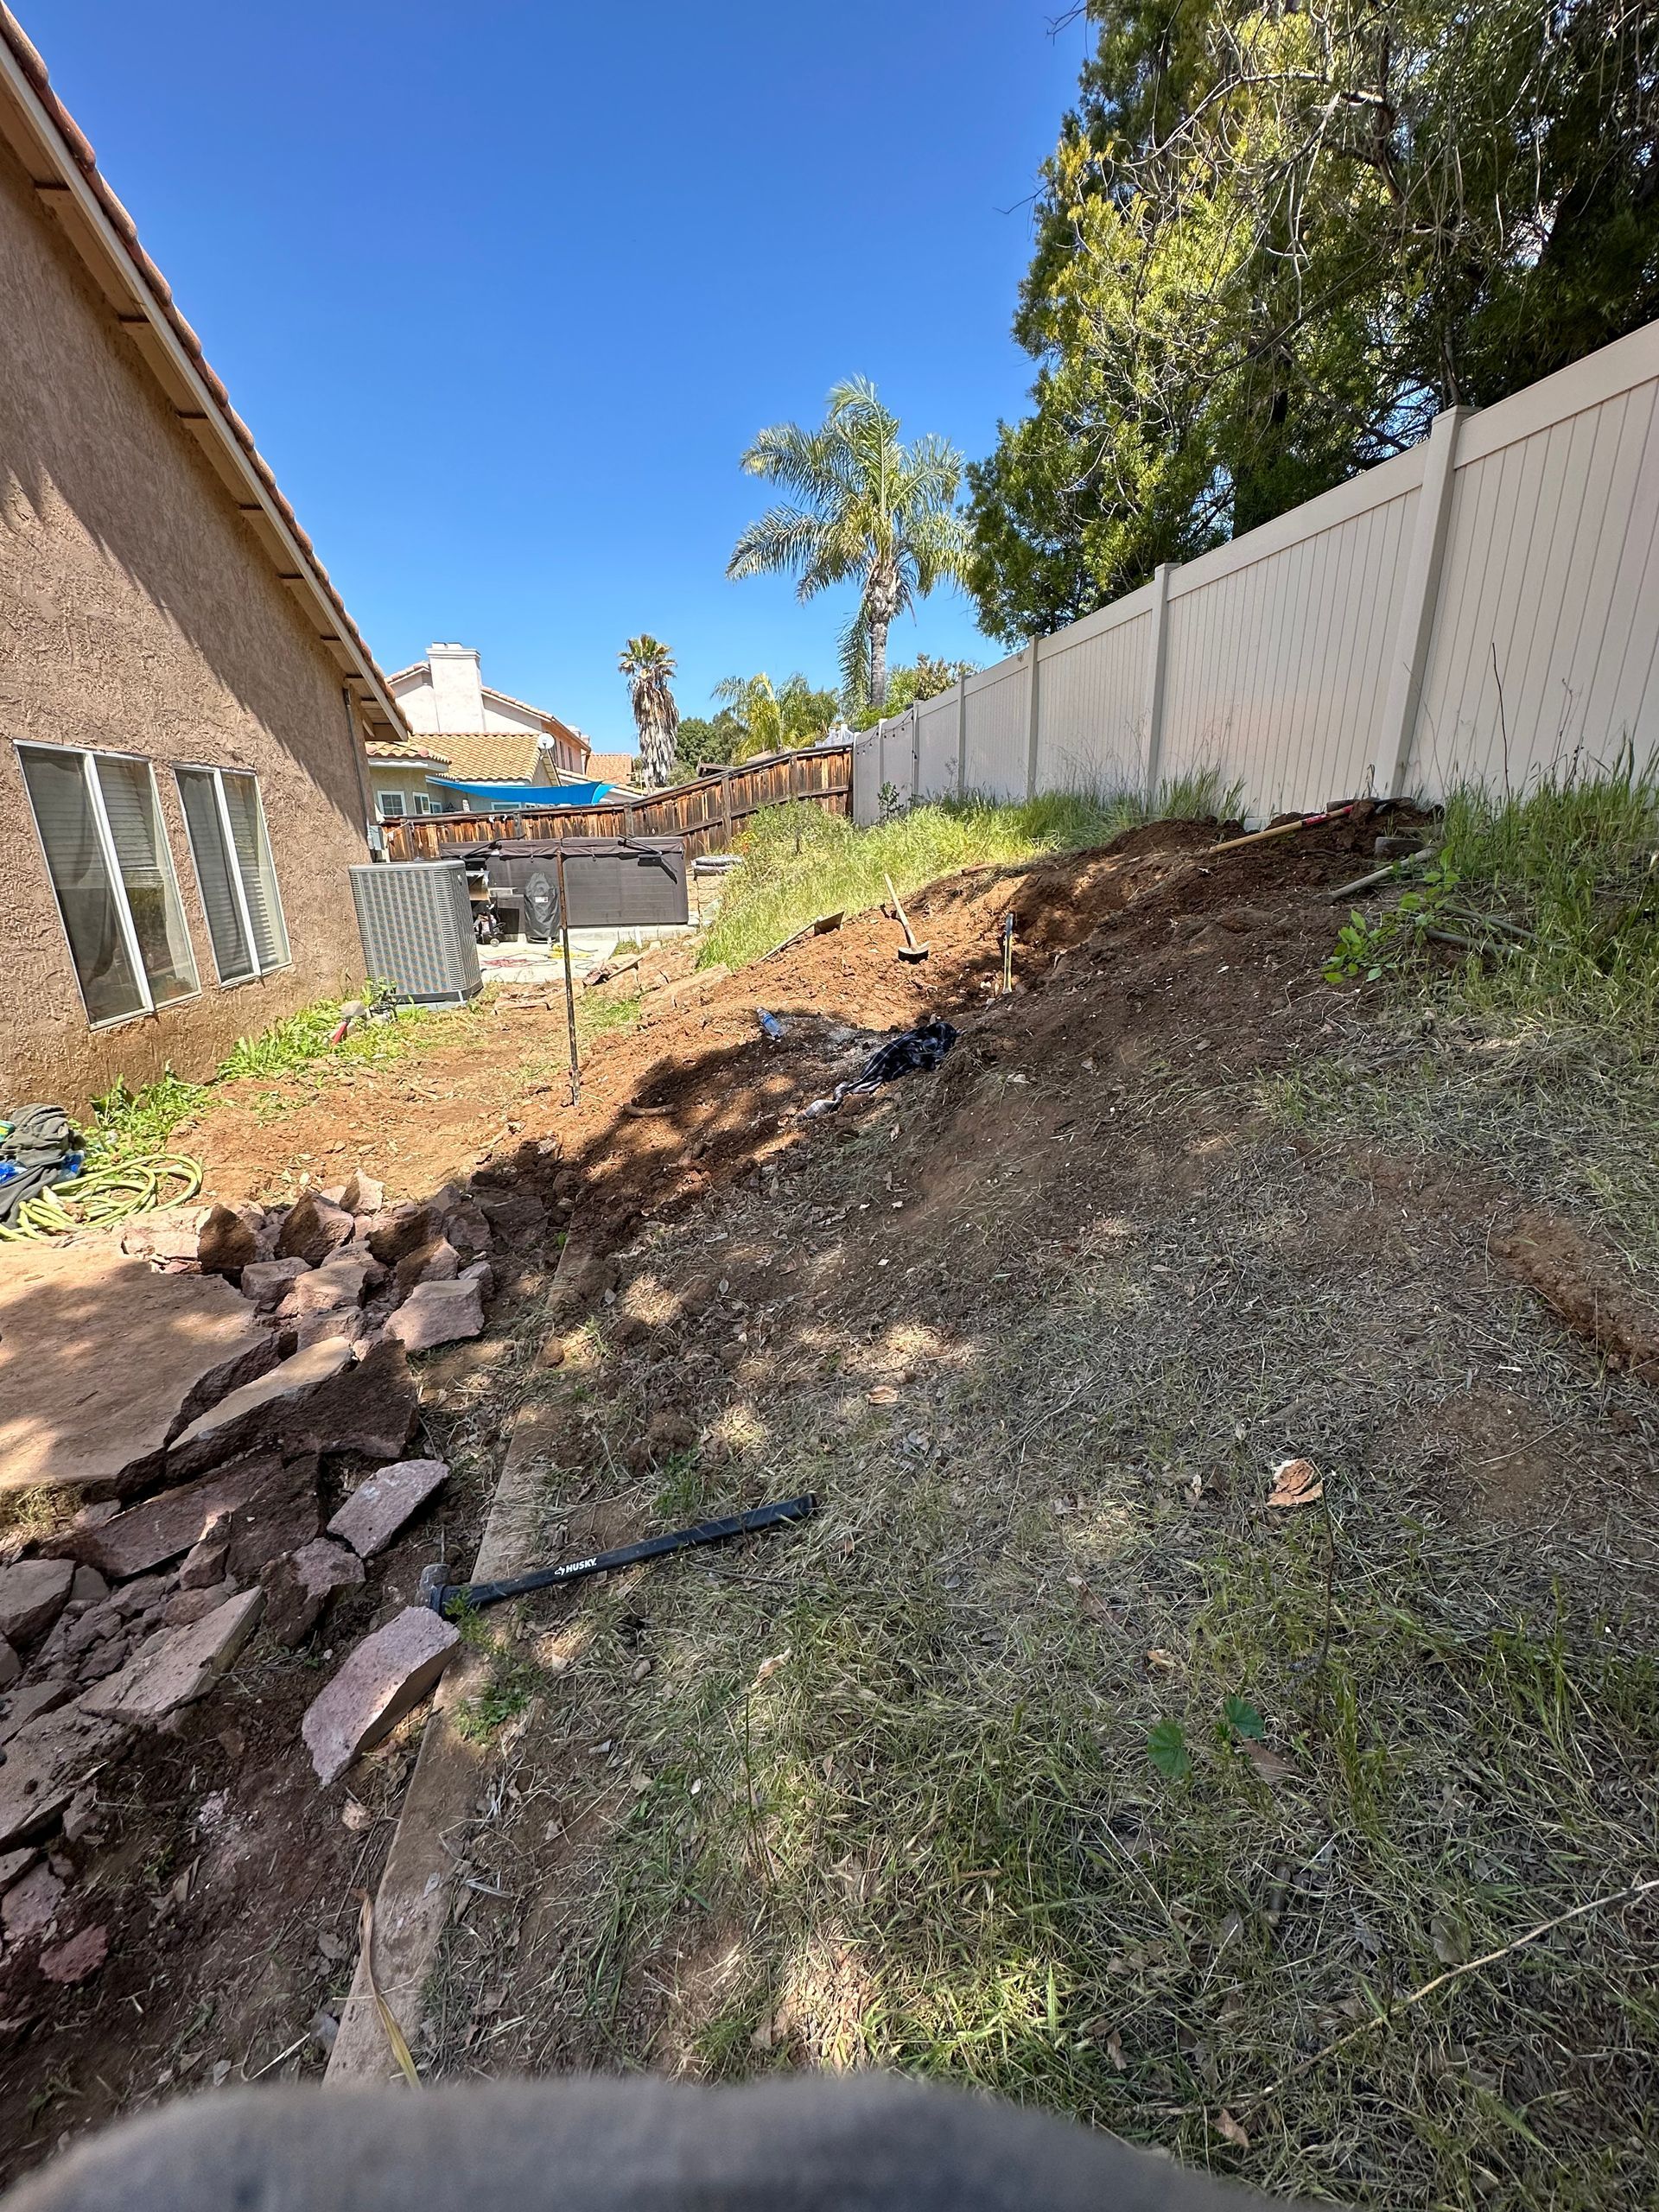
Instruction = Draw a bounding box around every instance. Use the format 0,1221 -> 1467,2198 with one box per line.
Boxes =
0,1152 -> 204,1242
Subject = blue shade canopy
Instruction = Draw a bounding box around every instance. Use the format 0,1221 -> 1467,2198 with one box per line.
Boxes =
427,779 -> 613,808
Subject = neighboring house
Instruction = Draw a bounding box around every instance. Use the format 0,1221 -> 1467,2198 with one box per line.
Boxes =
374,645 -> 591,814
362,737 -> 454,819
588,751 -> 643,795
0,10 -> 407,1107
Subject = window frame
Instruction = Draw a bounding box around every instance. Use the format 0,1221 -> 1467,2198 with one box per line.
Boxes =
378,789 -> 407,818
16,739 -> 201,1030
173,762 -> 292,988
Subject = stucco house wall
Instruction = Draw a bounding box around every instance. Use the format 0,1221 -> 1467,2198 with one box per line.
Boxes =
0,125 -> 373,1109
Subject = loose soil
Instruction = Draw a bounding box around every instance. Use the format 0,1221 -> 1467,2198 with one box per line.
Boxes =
3,810 -> 1656,2204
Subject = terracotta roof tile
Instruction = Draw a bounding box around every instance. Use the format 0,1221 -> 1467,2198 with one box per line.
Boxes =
588,753 -> 641,785
426,732 -> 544,783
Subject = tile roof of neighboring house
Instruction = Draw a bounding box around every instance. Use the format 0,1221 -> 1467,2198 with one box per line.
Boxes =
0,8 -> 408,745
364,738 -> 451,770
427,732 -> 546,783
588,752 -> 642,785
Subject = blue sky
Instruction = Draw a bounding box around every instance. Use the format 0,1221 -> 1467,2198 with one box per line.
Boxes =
36,2 -> 1087,748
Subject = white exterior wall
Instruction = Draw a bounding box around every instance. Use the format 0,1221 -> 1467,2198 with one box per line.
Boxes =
853,315 -> 1659,829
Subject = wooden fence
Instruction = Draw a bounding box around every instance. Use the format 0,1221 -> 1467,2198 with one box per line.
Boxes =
380,742 -> 853,865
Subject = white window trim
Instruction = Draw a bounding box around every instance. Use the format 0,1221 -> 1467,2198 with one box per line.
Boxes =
17,740 -> 201,1031
175,763 -> 292,987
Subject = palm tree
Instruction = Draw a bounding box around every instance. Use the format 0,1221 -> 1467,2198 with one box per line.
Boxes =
727,378 -> 969,715
709,671 -> 840,760
617,635 -> 681,790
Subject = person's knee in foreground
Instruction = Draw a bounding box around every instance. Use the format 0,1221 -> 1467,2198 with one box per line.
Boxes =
3,2072 -> 1300,2211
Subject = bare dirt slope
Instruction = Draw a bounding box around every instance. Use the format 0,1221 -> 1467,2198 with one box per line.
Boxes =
3,814 -> 1655,2204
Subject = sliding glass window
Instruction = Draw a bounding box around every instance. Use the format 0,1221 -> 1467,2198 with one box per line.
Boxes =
175,766 -> 290,983
18,744 -> 199,1027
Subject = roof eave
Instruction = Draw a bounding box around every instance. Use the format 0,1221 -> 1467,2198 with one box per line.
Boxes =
0,10 -> 408,742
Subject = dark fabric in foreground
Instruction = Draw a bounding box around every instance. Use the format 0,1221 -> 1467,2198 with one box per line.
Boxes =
3,2075 -> 1288,2212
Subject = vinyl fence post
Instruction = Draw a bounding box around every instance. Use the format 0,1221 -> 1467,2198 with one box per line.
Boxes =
1381,404 -> 1467,801
956,671 -> 969,797
1142,561 -> 1173,808
1024,639 -> 1042,800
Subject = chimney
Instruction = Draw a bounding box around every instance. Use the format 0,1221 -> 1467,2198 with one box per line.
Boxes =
426,643 -> 485,733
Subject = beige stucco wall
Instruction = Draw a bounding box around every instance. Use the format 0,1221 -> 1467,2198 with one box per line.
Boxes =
368,762 -> 441,813
0,130 -> 372,1110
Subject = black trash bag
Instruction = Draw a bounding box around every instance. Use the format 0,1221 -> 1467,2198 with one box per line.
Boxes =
801,1020 -> 959,1118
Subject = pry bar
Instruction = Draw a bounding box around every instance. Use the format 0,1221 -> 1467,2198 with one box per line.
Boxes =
421,1494 -> 817,1617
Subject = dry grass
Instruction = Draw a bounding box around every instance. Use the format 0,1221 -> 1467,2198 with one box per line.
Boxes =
422,1056 -> 1658,2208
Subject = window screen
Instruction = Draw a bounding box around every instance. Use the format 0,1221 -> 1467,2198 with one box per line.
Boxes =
176,766 -> 290,981
19,745 -> 197,1027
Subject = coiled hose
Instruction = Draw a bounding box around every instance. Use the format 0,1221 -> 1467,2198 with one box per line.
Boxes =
0,1153 -> 204,1242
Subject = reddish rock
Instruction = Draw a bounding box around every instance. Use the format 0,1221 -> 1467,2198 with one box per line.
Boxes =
461,1259 -> 494,1303
2,1862 -> 64,1941
394,1236 -> 461,1300
276,1191 -> 356,1268
260,1539 -> 364,1647
120,1206 -> 209,1262
477,1191 -> 548,1244
0,1846 -> 38,1887
197,1204 -> 257,1278
72,1456 -> 282,1580
385,1276 -> 485,1354
442,1200 -> 493,1261
79,1588 -> 264,1726
366,1205 -> 439,1269
219,1452 -> 321,1581
168,1337 -> 354,1462
179,1518 -> 231,1589
0,1707 -> 126,1847
68,1565 -> 109,1607
0,1636 -> 18,1690
166,1338 -> 417,1483
0,1678 -> 73,1745
163,1580 -> 237,1628
277,1255 -> 380,1321
0,1560 -> 74,1647
40,1923 -> 109,1984
293,1310 -> 366,1353
302,1607 -> 459,1784
327,1459 -> 449,1560
78,1635 -> 130,1684
241,1257 -> 311,1310
340,1171 -> 385,1216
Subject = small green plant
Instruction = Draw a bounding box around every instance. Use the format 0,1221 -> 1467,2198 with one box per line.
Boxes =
878,779 -> 905,823
1220,1693 -> 1265,1741
1325,861 -> 1463,982
1147,1718 -> 1192,1779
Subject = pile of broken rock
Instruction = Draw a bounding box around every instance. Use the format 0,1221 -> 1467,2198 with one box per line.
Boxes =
0,1167 -> 541,1991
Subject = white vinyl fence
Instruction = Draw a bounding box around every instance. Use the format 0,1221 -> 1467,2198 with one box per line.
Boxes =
855,319 -> 1659,825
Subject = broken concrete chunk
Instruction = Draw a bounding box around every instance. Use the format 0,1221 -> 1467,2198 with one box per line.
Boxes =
0,1560 -> 74,1648
198,1204 -> 257,1278
276,1191 -> 356,1268
167,1337 -> 355,1460
327,1459 -> 449,1560
385,1276 -> 485,1354
341,1171 -> 385,1216
260,1539 -> 363,1648
79,1589 -> 264,1726
241,1257 -> 311,1309
0,1706 -> 126,1846
302,1606 -> 459,1785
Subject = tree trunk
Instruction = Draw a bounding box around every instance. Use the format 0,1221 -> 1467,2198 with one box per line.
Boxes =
868,620 -> 889,712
